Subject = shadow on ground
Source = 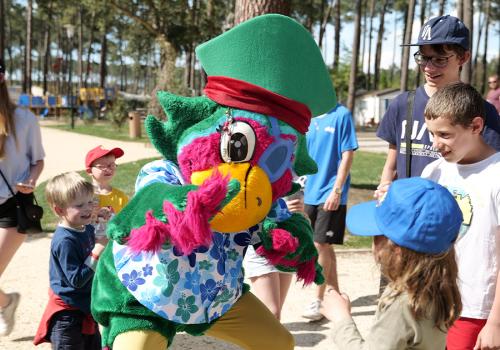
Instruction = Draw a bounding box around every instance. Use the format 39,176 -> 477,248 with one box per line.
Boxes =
351,294 -> 378,307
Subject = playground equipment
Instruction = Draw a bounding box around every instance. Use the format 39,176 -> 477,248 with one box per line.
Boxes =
17,87 -> 116,118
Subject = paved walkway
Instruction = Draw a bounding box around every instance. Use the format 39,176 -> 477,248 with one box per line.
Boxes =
38,126 -> 160,183
0,126 -> 382,350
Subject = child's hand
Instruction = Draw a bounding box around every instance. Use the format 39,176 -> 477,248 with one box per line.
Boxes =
320,289 -> 352,322
374,181 -> 391,201
324,191 -> 341,211
93,236 -> 109,256
286,198 -> 304,213
97,207 -> 113,221
474,320 -> 500,349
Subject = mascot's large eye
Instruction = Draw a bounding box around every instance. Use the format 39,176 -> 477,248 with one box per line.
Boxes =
220,121 -> 256,163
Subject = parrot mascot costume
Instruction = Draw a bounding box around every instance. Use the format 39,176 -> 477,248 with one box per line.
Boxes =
91,14 -> 337,350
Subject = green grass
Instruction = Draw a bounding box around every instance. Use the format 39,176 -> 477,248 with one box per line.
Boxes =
46,121 -> 150,143
350,151 -> 385,190
35,150 -> 384,250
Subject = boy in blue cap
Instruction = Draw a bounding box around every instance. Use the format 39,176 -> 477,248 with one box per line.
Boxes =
321,177 -> 463,349
422,82 -> 500,349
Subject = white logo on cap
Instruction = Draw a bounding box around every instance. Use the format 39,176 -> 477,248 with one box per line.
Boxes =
421,25 -> 432,40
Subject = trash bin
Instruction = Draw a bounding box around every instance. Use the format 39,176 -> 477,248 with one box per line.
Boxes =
128,111 -> 141,138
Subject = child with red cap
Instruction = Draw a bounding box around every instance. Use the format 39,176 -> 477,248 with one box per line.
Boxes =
85,146 -> 129,237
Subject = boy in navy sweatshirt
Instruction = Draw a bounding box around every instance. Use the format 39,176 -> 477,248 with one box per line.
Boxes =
34,172 -> 107,349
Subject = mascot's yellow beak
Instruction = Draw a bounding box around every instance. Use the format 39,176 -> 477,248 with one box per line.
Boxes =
191,163 -> 272,233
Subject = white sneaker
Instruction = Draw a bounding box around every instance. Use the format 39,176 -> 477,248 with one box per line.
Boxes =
302,299 -> 324,321
0,293 -> 20,336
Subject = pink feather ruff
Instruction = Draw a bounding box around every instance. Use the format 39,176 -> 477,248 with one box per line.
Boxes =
255,228 -> 317,285
255,229 -> 300,267
296,258 -> 318,285
127,172 -> 229,255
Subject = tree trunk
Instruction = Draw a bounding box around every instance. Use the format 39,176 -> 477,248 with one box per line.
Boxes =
374,0 -> 389,90
461,0 -> 472,83
416,0 -> 427,87
480,0 -> 491,94
99,28 -> 107,88
360,0 -> 367,75
119,33 -> 125,91
473,0 -> 485,86
333,0 -> 341,72
43,24 -> 50,94
457,0 -> 463,20
23,0 -> 33,93
185,0 -> 198,91
318,0 -> 334,49
366,0 -> 375,90
78,6 -> 83,90
148,37 -> 179,119
438,0 -> 446,16
400,0 -> 416,91
347,0 -> 362,113
234,0 -> 290,25
84,10 -> 96,88
0,0 -> 5,61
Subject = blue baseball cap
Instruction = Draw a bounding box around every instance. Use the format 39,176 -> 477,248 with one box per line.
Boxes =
402,15 -> 469,50
346,177 -> 463,254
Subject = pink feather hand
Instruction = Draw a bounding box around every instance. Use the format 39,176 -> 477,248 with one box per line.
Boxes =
126,172 -> 230,255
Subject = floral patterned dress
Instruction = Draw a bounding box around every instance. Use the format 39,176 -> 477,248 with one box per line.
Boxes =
112,160 -> 290,324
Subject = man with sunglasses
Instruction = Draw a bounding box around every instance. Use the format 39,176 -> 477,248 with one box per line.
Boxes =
486,74 -> 500,114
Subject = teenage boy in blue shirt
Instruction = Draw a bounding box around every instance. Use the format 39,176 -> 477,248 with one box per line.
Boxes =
302,103 -> 358,321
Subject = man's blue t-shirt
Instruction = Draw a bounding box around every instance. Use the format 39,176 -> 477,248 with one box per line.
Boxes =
304,104 -> 358,205
377,86 -> 500,178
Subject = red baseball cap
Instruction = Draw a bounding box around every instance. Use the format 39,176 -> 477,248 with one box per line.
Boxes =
85,146 -> 124,168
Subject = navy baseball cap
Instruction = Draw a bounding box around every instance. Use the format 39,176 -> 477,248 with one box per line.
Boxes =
402,15 -> 469,50
346,177 -> 463,254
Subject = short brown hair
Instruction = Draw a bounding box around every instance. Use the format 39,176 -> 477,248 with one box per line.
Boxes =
429,44 -> 468,61
45,172 -> 94,210
424,82 -> 485,127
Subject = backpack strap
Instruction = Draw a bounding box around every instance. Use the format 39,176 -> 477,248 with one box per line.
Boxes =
405,91 -> 415,178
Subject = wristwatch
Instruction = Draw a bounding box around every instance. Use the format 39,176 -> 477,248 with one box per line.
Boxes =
334,187 -> 342,195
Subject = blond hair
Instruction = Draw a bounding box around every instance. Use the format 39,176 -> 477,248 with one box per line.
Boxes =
45,172 -> 94,210
0,78 -> 17,158
378,239 -> 462,331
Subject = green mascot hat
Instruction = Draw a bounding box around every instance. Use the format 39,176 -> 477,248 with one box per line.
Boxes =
196,14 -> 336,134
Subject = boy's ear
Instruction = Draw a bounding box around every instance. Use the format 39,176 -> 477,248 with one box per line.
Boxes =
459,51 -> 471,66
85,167 -> 92,174
53,205 -> 65,216
470,116 -> 484,134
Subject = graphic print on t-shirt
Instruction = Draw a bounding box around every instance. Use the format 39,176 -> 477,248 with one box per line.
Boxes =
447,185 -> 473,240
399,120 -> 440,159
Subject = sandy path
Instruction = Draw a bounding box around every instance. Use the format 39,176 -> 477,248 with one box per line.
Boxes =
1,236 -> 378,350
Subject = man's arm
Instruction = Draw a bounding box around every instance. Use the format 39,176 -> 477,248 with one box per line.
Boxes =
324,150 -> 354,211
374,145 -> 397,200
